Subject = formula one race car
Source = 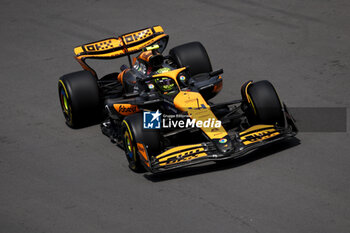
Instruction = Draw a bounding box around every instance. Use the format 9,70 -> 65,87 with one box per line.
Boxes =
58,26 -> 297,173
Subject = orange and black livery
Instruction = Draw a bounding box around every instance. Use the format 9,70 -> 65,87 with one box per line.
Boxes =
58,26 -> 297,173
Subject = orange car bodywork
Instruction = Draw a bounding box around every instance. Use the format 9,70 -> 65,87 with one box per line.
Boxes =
74,25 -> 168,77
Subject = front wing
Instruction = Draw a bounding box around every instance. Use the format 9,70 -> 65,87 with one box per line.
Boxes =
138,125 -> 297,173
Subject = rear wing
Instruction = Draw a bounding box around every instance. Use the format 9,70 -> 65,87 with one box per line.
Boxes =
74,25 -> 169,77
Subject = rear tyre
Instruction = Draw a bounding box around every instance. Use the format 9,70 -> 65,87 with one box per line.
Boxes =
169,41 -> 212,76
58,70 -> 101,128
122,113 -> 161,172
242,80 -> 284,126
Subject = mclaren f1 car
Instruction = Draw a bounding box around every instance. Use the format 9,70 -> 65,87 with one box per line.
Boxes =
58,25 -> 297,173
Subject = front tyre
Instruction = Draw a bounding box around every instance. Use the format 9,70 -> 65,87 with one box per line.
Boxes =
122,113 -> 161,172
121,122 -> 144,172
242,80 -> 284,126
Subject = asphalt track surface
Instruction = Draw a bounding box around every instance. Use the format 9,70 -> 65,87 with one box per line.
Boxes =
1,0 -> 350,232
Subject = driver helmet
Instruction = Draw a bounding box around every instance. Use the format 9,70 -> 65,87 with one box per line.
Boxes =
156,67 -> 171,74
154,76 -> 175,92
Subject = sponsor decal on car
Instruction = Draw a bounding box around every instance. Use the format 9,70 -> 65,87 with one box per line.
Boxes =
114,104 -> 139,116
239,126 -> 280,145
219,138 -> 227,143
